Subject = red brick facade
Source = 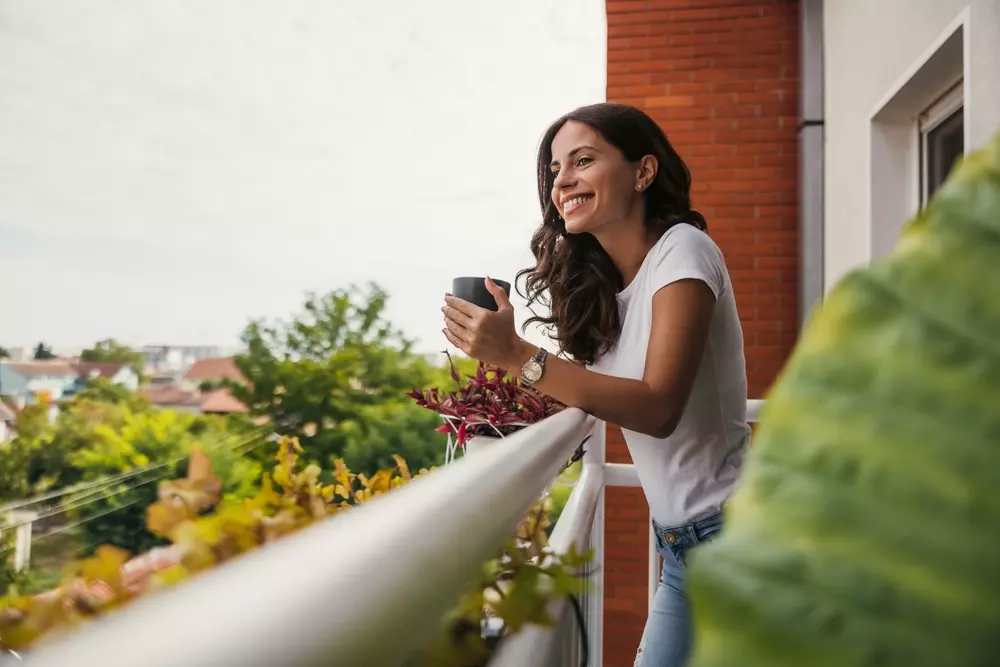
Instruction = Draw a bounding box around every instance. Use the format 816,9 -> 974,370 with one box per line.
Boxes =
602,1 -> 801,665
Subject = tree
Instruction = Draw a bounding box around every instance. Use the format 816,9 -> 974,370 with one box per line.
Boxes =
66,409 -> 263,556
73,377 -> 149,410
339,401 -> 445,475
0,347 -> 9,359
230,284 -> 449,475
33,343 -> 55,360
79,339 -> 143,372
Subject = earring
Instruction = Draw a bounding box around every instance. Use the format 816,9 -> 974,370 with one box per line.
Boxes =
636,183 -> 644,191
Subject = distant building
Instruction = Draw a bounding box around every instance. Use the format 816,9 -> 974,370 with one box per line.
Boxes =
141,357 -> 248,415
141,384 -> 248,415
179,357 -> 245,393
0,361 -> 79,402
140,345 -> 231,375
2,347 -> 29,362
199,388 -> 249,415
67,362 -> 141,396
140,385 -> 203,414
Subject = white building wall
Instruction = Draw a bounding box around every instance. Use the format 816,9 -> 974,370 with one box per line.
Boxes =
111,367 -> 140,391
823,0 -> 1000,289
26,375 -> 76,401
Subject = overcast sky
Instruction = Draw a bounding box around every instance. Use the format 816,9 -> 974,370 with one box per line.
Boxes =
0,0 -> 605,355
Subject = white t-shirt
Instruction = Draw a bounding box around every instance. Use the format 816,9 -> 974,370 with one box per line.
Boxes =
588,223 -> 750,527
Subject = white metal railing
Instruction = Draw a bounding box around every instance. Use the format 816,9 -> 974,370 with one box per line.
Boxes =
20,408 -> 597,667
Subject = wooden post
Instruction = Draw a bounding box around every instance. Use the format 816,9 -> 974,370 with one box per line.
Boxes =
8,510 -> 37,572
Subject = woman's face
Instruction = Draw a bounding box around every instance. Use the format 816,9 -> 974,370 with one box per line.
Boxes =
549,121 -> 643,236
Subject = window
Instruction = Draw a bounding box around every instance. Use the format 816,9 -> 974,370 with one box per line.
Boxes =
919,83 -> 964,205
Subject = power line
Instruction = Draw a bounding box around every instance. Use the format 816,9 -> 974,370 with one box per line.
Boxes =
0,427 -> 274,534
0,433 -> 276,558
0,424 -> 272,515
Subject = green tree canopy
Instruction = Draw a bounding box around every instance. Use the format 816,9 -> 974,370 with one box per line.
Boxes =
79,339 -> 143,372
32,343 -> 55,360
0,347 -> 9,359
230,284 -> 450,475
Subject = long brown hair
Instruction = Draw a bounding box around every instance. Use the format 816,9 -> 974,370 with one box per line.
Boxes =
516,103 -> 707,364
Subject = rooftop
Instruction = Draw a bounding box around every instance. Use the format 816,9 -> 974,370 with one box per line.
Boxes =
181,357 -> 245,384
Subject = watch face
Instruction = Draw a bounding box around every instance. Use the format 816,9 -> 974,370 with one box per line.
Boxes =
522,360 -> 542,383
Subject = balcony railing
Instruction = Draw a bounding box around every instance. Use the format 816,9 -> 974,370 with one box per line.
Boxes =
17,401 -> 763,667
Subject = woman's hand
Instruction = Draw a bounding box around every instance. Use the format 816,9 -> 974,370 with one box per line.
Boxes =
442,277 -> 532,370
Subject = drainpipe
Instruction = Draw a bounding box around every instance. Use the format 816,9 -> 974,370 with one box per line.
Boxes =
799,0 -> 825,327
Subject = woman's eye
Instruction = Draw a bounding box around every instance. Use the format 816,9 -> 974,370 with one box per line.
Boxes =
576,156 -> 593,167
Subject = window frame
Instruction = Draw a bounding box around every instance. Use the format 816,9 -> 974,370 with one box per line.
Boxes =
918,81 -> 964,206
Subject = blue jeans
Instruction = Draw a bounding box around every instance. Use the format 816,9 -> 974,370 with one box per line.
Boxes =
634,511 -> 724,667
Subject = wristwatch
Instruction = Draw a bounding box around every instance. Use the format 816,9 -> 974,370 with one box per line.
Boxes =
520,347 -> 548,385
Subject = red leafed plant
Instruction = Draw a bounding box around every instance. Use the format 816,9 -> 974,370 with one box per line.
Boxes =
407,352 -> 566,449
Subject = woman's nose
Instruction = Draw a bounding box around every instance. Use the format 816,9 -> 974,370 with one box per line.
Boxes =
553,170 -> 575,190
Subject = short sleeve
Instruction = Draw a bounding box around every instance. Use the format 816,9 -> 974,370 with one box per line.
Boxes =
648,225 -> 726,299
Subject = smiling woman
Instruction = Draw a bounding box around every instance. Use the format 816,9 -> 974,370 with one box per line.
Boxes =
440,103 -> 749,667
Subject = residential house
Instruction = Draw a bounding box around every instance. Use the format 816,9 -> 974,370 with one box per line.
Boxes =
67,362 -> 141,396
0,361 -> 79,403
140,385 -> 204,414
141,357 -> 248,415
179,357 -> 245,393
199,388 -> 249,415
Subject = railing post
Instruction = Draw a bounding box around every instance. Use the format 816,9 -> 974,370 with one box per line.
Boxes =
585,422 -> 605,667
9,510 -> 36,572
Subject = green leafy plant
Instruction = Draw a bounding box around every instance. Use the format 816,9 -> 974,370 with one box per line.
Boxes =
687,132 -> 1000,666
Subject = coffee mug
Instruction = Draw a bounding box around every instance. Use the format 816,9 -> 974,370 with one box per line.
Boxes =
451,277 -> 511,312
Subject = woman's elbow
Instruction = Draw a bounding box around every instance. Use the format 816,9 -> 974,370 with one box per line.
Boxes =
639,413 -> 680,440
648,422 -> 678,440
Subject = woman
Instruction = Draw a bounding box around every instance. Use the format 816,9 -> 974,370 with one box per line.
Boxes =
441,103 -> 749,667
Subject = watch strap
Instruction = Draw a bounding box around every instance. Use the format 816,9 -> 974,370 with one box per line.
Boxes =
532,347 -> 548,365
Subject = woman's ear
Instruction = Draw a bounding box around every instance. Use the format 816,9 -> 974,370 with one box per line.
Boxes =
637,155 -> 659,188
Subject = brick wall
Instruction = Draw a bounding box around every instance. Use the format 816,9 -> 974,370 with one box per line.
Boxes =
602,1 -> 801,665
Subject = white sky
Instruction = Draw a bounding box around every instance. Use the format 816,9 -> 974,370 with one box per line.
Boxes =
0,0 -> 606,355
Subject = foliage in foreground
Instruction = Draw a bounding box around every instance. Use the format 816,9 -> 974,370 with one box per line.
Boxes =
0,439 -> 589,665
687,133 -> 1000,665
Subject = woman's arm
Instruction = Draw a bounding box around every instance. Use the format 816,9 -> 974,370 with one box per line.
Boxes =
442,277 -> 715,439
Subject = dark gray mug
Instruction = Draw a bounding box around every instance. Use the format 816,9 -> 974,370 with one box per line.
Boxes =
451,277 -> 511,312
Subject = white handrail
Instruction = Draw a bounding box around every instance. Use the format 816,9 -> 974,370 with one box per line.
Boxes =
22,409 -> 597,667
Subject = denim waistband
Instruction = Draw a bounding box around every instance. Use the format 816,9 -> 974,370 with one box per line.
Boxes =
651,509 -> 724,553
